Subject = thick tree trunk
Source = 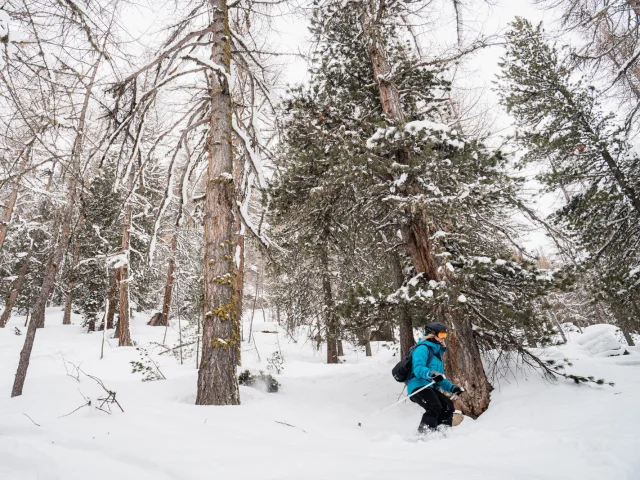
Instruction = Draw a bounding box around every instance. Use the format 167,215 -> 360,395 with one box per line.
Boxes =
443,308 -> 492,418
320,242 -> 339,364
196,0 -> 240,406
362,10 -> 491,417
390,252 -> 415,358
118,202 -> 133,346
0,247 -> 32,327
337,339 -> 344,357
159,232 -> 178,327
63,231 -> 81,325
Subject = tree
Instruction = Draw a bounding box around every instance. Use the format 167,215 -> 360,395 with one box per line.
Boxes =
539,0 -> 640,131
498,18 -> 640,338
270,0 -> 555,417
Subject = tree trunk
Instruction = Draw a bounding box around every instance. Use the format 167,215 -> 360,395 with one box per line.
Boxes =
106,269 -> 118,330
0,247 -> 32,327
233,217 -> 244,366
0,184 -> 19,251
361,10 -> 491,417
12,193 -> 76,396
337,339 -> 344,357
390,252 -> 415,358
320,242 -> 339,364
549,311 -> 567,343
621,327 -> 635,347
365,339 -> 372,357
63,231 -> 82,325
444,307 -> 492,418
599,149 -> 640,215
0,139 -> 36,252
196,0 -> 240,406
34,212 -> 74,330
378,321 -> 395,342
31,54 -> 99,330
118,202 -> 133,346
159,231 -> 178,327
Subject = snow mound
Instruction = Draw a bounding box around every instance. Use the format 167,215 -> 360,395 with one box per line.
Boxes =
573,325 -> 626,357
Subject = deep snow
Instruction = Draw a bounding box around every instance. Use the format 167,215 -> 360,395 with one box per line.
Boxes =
1,309 -> 639,480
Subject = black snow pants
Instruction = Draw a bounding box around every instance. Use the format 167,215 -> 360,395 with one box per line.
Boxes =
409,387 -> 454,433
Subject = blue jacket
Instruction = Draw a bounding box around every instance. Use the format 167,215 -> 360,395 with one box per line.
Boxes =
406,339 -> 456,395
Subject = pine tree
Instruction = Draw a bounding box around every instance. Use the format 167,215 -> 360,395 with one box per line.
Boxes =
270,1 -> 556,417
72,163 -> 122,331
498,18 -> 640,337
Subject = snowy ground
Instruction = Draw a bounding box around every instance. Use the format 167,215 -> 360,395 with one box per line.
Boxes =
1,309 -> 639,480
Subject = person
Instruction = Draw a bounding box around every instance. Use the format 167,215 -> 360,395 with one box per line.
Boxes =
406,321 -> 464,434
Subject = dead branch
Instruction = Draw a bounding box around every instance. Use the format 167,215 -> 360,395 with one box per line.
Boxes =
22,413 -> 41,427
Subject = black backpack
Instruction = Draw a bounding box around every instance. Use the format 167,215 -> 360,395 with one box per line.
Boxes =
391,344 -> 434,383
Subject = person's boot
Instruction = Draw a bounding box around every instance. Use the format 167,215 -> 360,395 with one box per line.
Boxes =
417,423 -> 436,436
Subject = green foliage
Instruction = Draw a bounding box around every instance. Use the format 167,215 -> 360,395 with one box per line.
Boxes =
238,369 -> 279,393
130,345 -> 166,382
498,18 -> 640,335
269,2 -> 556,355
544,359 -> 615,387
73,162 -> 122,328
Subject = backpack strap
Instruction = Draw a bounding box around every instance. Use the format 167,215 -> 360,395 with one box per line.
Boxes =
425,344 -> 435,370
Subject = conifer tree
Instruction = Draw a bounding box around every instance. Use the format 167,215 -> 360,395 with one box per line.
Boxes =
271,1 -> 556,417
498,18 -> 640,337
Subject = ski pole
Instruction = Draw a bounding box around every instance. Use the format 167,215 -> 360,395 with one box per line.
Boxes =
357,381 -> 435,427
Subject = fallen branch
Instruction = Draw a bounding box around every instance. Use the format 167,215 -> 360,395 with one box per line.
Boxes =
59,390 -> 92,418
64,361 -> 125,414
152,340 -> 197,355
22,413 -> 40,427
275,421 -> 306,433
63,358 -> 81,382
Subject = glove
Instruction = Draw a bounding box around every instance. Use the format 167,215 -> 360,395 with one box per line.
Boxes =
430,372 -> 445,383
451,385 -> 465,396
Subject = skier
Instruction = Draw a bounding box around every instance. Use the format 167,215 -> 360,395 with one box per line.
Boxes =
407,322 -> 464,434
